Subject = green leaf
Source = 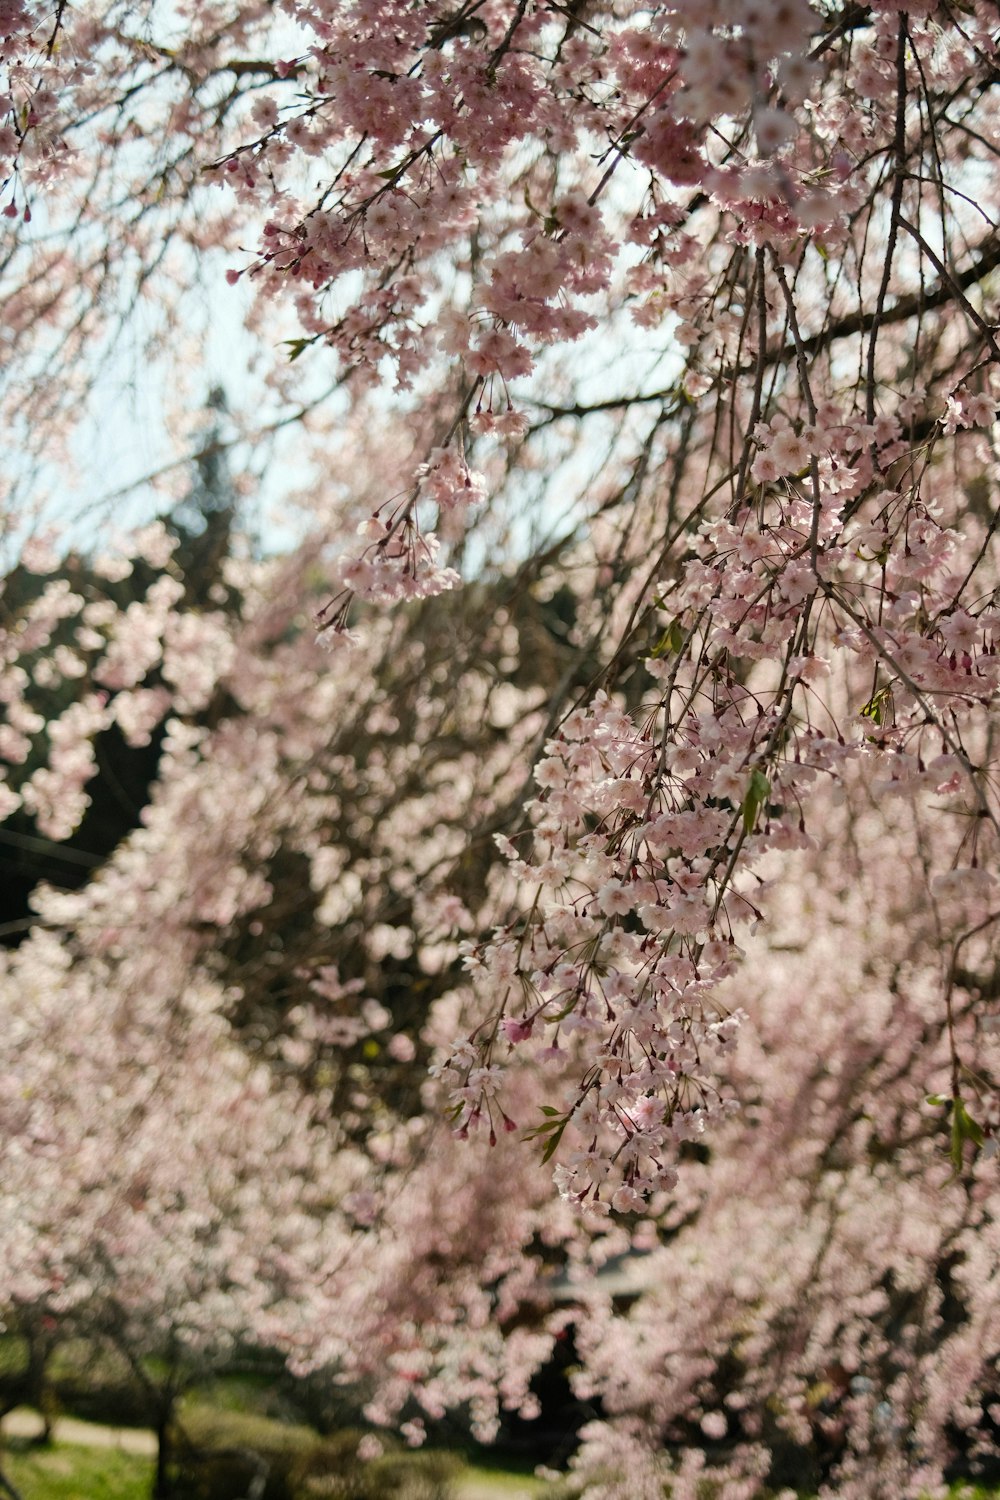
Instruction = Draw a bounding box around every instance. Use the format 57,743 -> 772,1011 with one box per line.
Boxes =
925,1094 -> 950,1108
283,337 -> 310,362
651,620 -> 685,658
540,1119 -> 569,1163
856,542 -> 890,565
523,1110 -> 567,1139
859,685 -> 893,726
523,1109 -> 570,1162
742,769 -> 770,836
950,1097 -> 985,1172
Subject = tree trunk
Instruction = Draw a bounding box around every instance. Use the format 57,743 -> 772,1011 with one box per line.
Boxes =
152,1408 -> 173,1500
24,1333 -> 53,1445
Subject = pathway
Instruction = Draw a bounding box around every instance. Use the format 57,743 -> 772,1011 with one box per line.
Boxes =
2,1407 -> 156,1456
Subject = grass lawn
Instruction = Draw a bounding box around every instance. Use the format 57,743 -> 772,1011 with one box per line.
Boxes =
0,1432 -> 554,1500
453,1462 -> 548,1496
1,1439 -> 154,1500
2,1437 -> 999,1500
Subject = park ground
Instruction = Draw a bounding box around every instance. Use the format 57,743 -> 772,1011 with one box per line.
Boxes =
5,1405 -> 1000,1500
0,1405 -> 549,1500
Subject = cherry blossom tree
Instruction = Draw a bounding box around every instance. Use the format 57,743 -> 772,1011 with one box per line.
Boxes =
0,504 -> 574,1489
0,916 -> 355,1495
2,0 -> 1000,1493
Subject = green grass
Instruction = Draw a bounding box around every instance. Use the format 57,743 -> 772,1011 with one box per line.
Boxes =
178,1399 -> 319,1453
0,1435 -> 556,1500
2,1433 -> 998,1500
2,1439 -> 154,1500
455,1460 -> 550,1494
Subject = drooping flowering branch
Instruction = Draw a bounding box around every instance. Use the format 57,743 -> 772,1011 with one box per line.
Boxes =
4,0 -> 999,1212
